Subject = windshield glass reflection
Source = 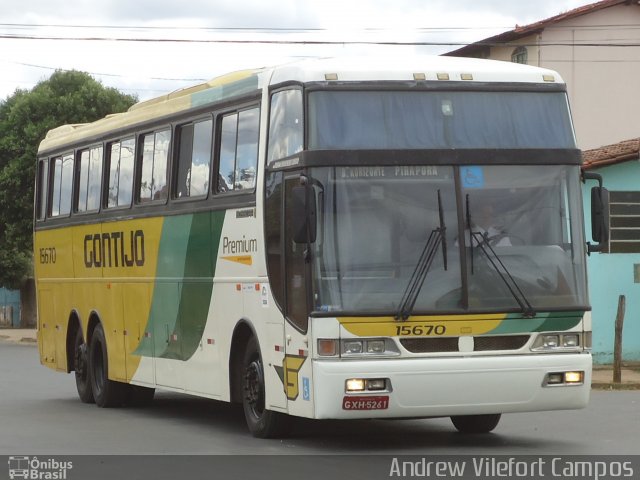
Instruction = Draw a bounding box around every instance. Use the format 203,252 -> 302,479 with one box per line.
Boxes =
310,165 -> 587,315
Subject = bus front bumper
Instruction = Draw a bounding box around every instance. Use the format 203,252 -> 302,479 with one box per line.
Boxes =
312,353 -> 591,419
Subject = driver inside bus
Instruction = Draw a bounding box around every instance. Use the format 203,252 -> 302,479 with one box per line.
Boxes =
471,202 -> 512,247
456,199 -> 513,247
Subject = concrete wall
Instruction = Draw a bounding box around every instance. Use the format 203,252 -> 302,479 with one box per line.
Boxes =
583,160 -> 640,363
0,288 -> 21,328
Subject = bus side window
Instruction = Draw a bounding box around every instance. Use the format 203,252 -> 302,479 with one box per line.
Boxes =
267,89 -> 303,163
76,145 -> 103,213
216,106 -> 259,194
36,159 -> 49,221
50,153 -> 73,217
174,119 -> 212,199
106,138 -> 135,208
139,129 -> 170,202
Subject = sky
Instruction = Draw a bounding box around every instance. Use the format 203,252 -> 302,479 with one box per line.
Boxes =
0,0 -> 601,102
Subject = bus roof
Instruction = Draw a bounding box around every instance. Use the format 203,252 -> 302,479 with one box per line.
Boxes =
38,56 -> 564,155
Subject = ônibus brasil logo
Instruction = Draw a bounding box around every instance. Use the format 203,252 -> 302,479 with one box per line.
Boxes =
8,456 -> 73,480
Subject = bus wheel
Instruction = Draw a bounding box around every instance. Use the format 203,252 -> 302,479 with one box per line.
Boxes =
88,324 -> 128,408
73,329 -> 94,404
242,336 -> 291,438
451,414 -> 501,434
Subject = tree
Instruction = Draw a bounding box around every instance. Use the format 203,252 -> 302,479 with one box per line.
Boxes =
0,71 -> 137,293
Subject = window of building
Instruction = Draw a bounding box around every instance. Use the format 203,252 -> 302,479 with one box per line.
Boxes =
511,46 -> 528,64
217,107 -> 260,193
175,119 -> 213,199
139,129 -> 170,202
107,138 -> 135,208
76,145 -> 103,213
50,153 -> 73,217
608,191 -> 640,253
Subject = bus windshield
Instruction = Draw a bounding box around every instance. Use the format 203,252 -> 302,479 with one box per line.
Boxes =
308,90 -> 575,149
310,164 -> 588,315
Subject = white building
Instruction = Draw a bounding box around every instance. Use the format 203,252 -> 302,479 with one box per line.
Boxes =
446,0 -> 640,150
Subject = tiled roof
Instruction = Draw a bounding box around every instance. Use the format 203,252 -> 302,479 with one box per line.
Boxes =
582,138 -> 640,170
446,0 -> 632,57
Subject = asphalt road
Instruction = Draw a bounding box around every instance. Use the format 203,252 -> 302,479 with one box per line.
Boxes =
1,342 -> 639,458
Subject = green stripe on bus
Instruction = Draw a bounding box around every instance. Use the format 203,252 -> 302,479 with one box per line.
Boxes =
485,311 -> 584,335
134,210 -> 226,360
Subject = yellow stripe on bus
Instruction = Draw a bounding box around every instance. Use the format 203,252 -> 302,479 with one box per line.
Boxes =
338,314 -> 507,337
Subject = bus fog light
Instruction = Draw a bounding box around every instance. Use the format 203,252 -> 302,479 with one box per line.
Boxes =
318,339 -> 338,356
547,373 -> 564,385
365,379 -> 386,391
366,340 -> 385,354
565,371 -> 584,384
563,334 -> 579,348
343,340 -> 363,354
346,378 -> 365,392
543,335 -> 559,348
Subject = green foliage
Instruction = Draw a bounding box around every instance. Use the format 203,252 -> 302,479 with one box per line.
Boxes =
0,70 -> 137,288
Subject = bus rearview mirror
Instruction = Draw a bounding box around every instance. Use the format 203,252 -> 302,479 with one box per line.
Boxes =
291,185 -> 317,244
588,186 -> 609,253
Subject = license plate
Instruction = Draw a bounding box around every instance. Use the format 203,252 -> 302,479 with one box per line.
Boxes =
342,395 -> 389,410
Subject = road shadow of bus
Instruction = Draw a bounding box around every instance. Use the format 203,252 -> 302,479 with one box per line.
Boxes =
121,391 -> 569,453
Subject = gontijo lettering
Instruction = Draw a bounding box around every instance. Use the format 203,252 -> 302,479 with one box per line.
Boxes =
84,230 -> 145,268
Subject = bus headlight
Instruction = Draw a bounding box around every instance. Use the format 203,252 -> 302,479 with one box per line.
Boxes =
343,340 -> 364,355
318,338 -> 400,358
341,338 -> 400,357
366,340 -> 386,354
531,333 -> 582,351
562,334 -> 579,348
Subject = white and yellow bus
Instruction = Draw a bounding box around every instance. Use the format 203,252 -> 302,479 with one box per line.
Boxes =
34,56 -> 607,438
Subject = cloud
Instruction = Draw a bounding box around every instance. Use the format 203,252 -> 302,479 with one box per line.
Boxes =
0,0 -> 597,101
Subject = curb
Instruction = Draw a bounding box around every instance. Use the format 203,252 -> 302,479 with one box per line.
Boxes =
0,335 -> 37,346
591,382 -> 640,391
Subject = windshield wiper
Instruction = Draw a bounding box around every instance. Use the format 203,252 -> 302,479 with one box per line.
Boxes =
466,195 -> 535,318
395,190 -> 447,321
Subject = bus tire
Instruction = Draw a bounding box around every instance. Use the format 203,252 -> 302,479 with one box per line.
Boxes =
451,414 -> 501,434
88,323 -> 128,408
73,329 -> 94,404
242,336 -> 291,438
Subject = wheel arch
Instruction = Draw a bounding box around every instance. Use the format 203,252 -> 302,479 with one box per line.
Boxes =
67,310 -> 102,372
65,310 -> 82,373
85,311 -> 102,347
228,319 -> 259,404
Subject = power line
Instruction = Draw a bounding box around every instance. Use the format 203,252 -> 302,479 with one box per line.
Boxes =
1,33 -> 639,47
1,59 -> 206,82
0,23 -> 511,33
1,22 -> 639,34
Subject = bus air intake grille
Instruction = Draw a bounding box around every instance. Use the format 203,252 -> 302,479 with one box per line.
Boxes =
399,335 -> 531,353
473,335 -> 530,351
400,338 -> 459,353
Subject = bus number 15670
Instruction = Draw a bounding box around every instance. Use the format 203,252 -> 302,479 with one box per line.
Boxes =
395,324 -> 446,336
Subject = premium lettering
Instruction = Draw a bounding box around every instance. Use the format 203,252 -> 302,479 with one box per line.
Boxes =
84,230 -> 145,268
222,236 -> 258,255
